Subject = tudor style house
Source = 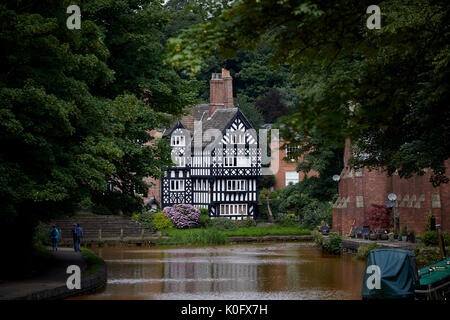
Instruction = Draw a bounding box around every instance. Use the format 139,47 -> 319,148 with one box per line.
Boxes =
160,69 -> 261,220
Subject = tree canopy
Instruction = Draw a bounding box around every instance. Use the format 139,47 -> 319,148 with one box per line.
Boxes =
168,0 -> 450,185
0,0 -> 195,274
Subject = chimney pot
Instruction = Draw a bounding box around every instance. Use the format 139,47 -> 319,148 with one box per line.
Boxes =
209,68 -> 234,116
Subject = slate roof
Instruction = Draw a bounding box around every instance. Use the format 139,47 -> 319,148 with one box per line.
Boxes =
163,104 -> 241,147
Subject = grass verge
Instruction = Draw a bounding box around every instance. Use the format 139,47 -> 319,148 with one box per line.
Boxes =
80,247 -> 103,276
222,226 -> 311,237
159,228 -> 228,245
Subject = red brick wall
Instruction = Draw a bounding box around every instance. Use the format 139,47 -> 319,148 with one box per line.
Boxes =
143,176 -> 161,207
272,140 -> 318,190
333,140 -> 449,235
209,69 -> 234,111
333,167 -> 391,235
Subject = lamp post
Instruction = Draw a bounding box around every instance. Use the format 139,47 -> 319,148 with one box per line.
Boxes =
387,193 -> 398,233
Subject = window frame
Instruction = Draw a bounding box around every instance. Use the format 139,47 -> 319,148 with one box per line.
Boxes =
226,179 -> 247,191
171,135 -> 185,147
285,170 -> 299,186
169,179 -> 185,191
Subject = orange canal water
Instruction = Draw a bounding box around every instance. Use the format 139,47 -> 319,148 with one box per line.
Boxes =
72,242 -> 366,300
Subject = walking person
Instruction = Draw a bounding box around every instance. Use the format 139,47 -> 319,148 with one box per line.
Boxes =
72,223 -> 79,252
76,223 -> 83,251
49,225 -> 60,251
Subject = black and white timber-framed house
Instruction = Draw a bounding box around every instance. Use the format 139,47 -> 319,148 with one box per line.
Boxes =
161,69 -> 261,220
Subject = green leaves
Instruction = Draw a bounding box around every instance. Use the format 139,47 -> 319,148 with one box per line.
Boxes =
170,0 -> 449,184
0,1 -> 199,259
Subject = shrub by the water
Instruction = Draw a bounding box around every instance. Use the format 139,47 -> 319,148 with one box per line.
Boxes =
210,217 -> 238,231
198,208 -> 211,228
323,233 -> 343,254
138,210 -> 157,232
234,219 -> 257,228
163,204 -> 200,229
276,213 -> 299,227
152,212 -> 173,231
414,247 -> 442,268
313,231 -> 342,255
356,243 -> 378,260
421,230 -> 450,247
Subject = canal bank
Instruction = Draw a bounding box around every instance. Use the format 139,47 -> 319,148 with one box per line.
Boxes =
0,248 -> 106,300
341,237 -> 419,253
58,234 -> 314,247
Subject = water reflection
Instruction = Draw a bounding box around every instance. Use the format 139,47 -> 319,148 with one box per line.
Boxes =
73,242 -> 365,300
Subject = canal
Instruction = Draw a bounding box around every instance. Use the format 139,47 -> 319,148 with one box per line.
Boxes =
74,242 -> 366,300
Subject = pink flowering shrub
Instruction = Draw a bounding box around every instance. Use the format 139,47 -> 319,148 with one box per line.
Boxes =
163,204 -> 200,229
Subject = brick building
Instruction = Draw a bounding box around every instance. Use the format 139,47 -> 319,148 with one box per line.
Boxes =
333,138 -> 449,235
267,135 -> 317,190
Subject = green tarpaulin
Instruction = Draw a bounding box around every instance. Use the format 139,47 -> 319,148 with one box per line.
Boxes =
418,258 -> 450,286
361,249 -> 419,299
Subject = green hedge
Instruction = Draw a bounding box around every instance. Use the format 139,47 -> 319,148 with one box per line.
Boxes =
420,230 -> 450,247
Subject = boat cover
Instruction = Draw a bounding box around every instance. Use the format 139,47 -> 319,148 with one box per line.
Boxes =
361,249 -> 419,299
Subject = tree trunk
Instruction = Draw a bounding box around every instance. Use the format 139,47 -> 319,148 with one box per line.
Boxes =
266,195 -> 273,221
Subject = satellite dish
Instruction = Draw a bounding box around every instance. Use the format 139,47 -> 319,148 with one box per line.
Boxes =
388,193 -> 397,201
332,175 -> 341,182
385,201 -> 394,208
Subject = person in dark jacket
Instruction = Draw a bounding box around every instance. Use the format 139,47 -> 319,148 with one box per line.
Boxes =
71,223 -> 79,252
49,225 -> 60,251
76,223 -> 83,251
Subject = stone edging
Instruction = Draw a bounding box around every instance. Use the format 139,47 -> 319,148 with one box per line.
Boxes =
13,251 -> 107,300
342,238 -> 418,253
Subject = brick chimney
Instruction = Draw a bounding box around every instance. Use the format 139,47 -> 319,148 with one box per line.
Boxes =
209,68 -> 234,116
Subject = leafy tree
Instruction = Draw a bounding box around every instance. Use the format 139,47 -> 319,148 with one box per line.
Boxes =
255,88 -> 289,123
168,0 -> 450,185
83,0 -> 198,115
0,0 -> 193,276
235,95 -> 264,128
0,0 -> 117,274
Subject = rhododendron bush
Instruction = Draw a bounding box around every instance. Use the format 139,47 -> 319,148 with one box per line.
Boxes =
163,204 -> 200,229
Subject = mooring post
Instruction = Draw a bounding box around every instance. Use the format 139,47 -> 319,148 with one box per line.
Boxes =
120,228 -> 123,240
98,229 -> 102,241
436,224 -> 447,259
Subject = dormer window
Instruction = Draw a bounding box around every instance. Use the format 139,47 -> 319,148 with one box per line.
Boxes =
171,135 -> 185,147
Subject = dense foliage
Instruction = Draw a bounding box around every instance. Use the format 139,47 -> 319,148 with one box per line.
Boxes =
168,0 -> 450,186
209,217 -> 238,231
138,210 -> 157,232
421,231 -> 450,247
0,0 -> 195,273
158,228 -> 229,245
197,207 -> 211,228
153,211 -> 174,230
163,204 -> 200,229
365,204 -> 392,233
313,231 -> 343,255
